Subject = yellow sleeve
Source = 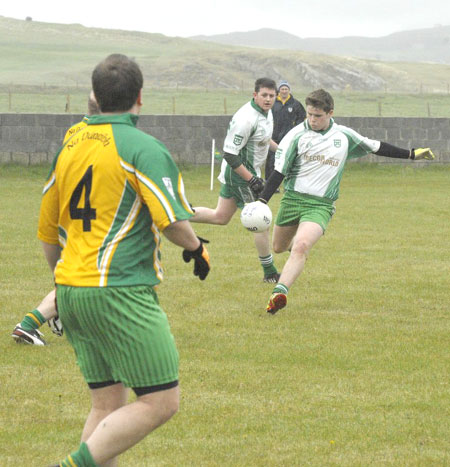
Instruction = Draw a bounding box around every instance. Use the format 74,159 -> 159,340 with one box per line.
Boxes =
37,171 -> 60,245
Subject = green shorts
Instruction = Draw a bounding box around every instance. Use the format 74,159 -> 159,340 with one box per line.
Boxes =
276,191 -> 336,232
219,183 -> 256,209
56,285 -> 179,390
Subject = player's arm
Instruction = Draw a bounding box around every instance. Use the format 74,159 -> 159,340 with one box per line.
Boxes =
38,162 -> 62,273
375,142 -> 435,160
163,220 -> 200,250
223,152 -> 253,182
40,241 -> 61,273
269,139 -> 278,152
258,170 -> 285,204
223,152 -> 252,180
258,129 -> 297,203
163,221 -> 210,280
223,152 -> 265,197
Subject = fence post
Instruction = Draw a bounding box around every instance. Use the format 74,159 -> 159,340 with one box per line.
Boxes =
65,94 -> 71,113
172,96 -> 176,115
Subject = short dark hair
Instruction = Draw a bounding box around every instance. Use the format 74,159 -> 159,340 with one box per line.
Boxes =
254,78 -> 277,93
305,89 -> 334,113
92,54 -> 143,112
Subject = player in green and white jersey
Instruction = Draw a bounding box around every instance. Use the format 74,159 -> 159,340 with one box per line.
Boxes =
258,89 -> 435,314
191,78 -> 281,282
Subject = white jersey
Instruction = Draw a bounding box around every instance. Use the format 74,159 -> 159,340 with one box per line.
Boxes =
274,119 -> 380,201
219,99 -> 273,186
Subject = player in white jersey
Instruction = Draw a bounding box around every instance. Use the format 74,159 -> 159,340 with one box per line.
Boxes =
257,89 -> 435,314
191,78 -> 281,282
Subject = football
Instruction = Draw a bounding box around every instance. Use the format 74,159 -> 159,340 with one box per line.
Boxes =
240,201 -> 272,233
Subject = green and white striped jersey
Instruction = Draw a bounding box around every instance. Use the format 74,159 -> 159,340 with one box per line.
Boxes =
275,119 -> 380,201
219,99 -> 273,186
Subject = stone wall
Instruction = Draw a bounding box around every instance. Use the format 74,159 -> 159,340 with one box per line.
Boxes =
1,113 -> 449,165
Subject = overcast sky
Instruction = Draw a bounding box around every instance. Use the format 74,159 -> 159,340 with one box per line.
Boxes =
1,0 -> 449,38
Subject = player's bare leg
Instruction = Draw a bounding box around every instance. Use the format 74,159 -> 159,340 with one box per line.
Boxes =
277,222 -> 323,288
86,385 -> 179,465
80,383 -> 130,467
55,385 -> 178,466
253,229 -> 270,256
190,196 -> 237,225
81,384 -> 130,442
35,289 -> 58,319
267,222 -> 323,314
272,224 -> 299,254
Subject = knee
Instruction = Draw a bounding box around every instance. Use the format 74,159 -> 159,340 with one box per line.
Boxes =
291,239 -> 309,257
139,389 -> 179,424
215,216 -> 230,226
206,210 -> 231,225
272,241 -> 285,254
162,393 -> 179,420
272,237 -> 290,254
157,393 -> 179,421
214,210 -> 232,225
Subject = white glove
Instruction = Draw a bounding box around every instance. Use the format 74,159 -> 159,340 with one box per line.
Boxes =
48,316 -> 63,337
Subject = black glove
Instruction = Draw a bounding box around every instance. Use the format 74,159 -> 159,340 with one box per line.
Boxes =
182,237 -> 210,280
248,176 -> 265,198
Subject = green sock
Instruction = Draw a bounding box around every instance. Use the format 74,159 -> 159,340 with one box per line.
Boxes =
60,442 -> 99,467
259,254 -> 277,275
273,283 -> 289,295
20,310 -> 46,331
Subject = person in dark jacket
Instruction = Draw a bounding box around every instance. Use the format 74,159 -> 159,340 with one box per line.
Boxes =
265,80 -> 306,181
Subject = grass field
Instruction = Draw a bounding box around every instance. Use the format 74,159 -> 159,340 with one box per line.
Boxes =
2,86 -> 450,117
0,164 -> 449,466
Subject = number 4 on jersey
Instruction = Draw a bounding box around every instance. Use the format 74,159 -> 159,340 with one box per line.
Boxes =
70,165 -> 97,231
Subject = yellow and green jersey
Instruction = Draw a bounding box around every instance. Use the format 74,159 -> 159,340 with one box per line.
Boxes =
63,116 -> 89,143
38,113 -> 193,287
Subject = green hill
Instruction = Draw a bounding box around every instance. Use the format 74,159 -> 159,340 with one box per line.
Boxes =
1,16 -> 450,94
192,26 -> 450,64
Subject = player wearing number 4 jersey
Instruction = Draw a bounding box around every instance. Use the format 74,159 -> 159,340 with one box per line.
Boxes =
258,88 -> 435,314
39,112 -> 197,287
37,54 -> 210,467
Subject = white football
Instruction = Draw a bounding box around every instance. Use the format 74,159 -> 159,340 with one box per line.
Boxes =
240,201 -> 272,233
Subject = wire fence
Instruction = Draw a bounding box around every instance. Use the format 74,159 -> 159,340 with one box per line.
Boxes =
2,85 -> 450,117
